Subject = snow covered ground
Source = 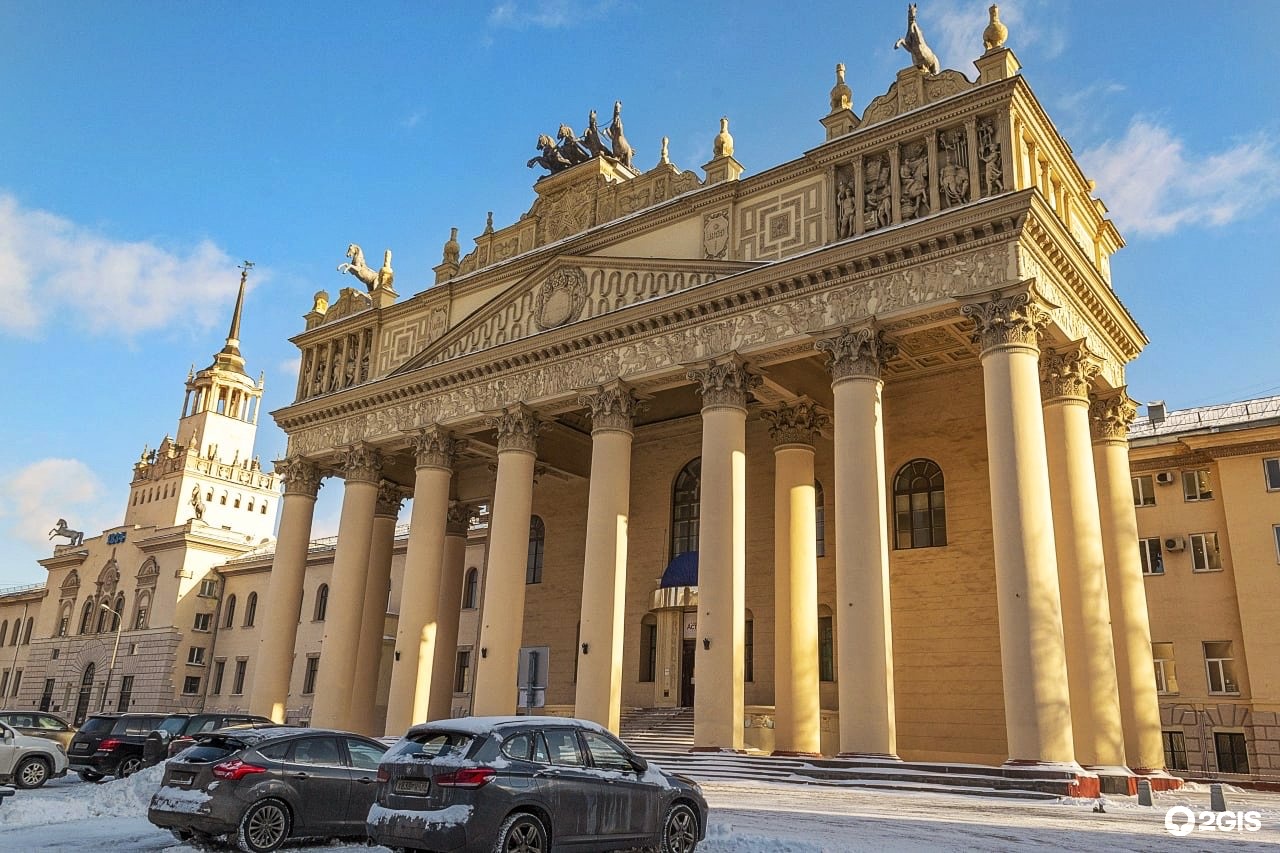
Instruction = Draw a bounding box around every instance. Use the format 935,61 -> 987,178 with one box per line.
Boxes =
2,768 -> 1280,851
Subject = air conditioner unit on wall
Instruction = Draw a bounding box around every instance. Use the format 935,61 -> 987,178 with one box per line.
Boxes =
1164,536 -> 1186,551
1155,471 -> 1176,485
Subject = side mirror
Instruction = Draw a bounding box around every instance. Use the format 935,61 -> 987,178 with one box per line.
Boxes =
2,729 -> 14,742
630,757 -> 648,773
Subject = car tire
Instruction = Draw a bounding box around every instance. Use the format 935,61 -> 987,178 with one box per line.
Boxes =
116,755 -> 144,778
169,829 -> 194,843
77,769 -> 103,783
660,802 -> 699,853
236,798 -> 292,853
14,756 -> 51,789
492,812 -> 548,853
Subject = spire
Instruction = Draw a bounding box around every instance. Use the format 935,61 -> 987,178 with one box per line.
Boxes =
214,261 -> 252,373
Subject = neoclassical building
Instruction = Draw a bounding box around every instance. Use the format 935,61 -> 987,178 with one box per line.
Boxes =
239,10 -> 1166,783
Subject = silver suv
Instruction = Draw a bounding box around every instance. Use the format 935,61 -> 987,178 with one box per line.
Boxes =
0,721 -> 68,789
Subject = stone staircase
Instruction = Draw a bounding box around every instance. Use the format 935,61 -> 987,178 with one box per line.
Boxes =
618,707 -> 1098,800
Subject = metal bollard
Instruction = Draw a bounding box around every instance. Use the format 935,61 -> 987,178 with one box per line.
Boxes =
1137,778 -> 1153,806
1210,782 -> 1226,812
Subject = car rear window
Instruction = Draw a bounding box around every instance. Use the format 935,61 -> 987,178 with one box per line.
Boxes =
386,731 -> 475,761
178,735 -> 247,763
115,716 -> 164,736
157,716 -> 190,735
79,717 -> 116,735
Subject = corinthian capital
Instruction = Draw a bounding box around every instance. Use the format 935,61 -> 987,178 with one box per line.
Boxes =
1089,388 -> 1138,442
411,425 -> 460,470
815,325 -> 898,382
446,500 -> 476,536
686,355 -> 761,411
375,481 -> 409,518
961,287 -> 1053,353
275,456 -> 323,498
761,397 -> 830,447
1040,343 -> 1101,403
487,404 -> 543,454
340,444 -> 384,484
579,380 -> 645,434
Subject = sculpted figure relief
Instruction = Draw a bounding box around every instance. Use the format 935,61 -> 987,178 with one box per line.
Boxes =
863,155 -> 892,230
836,179 -> 857,239
978,118 -> 1004,195
899,142 -> 930,219
894,3 -> 941,76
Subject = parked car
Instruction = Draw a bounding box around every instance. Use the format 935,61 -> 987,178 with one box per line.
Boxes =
0,721 -> 68,789
0,711 -> 76,750
368,716 -> 707,853
148,726 -> 388,852
67,712 -> 166,781
142,712 -> 275,767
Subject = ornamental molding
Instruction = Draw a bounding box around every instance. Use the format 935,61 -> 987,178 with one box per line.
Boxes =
815,325 -> 899,381
339,444 -> 384,484
410,425 -> 459,470
446,501 -> 476,536
488,405 -> 543,454
275,456 -> 324,498
533,266 -> 590,330
761,397 -> 830,447
579,380 -> 645,433
686,355 -> 761,411
1090,388 -> 1138,442
375,481 -> 409,518
960,284 -> 1054,353
1199,439 -> 1280,461
1040,342 -> 1100,403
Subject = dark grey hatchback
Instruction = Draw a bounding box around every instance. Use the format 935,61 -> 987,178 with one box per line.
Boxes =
369,716 -> 706,853
147,726 -> 388,852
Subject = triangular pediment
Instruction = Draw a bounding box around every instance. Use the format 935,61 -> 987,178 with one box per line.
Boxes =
394,255 -> 755,375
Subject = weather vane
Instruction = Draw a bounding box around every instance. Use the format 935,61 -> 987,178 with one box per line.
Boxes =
239,259 -> 255,283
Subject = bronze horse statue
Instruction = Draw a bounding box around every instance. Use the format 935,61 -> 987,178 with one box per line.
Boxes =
894,4 -> 940,75
608,100 -> 634,169
49,518 -> 84,547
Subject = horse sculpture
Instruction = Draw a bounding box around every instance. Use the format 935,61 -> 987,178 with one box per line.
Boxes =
49,518 -> 84,547
527,133 -> 574,175
337,244 -> 393,292
894,4 -> 941,76
608,100 -> 634,169
556,124 -> 590,166
580,110 -> 612,160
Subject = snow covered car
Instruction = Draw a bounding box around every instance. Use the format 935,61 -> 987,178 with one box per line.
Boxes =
147,726 -> 387,852
368,716 -> 707,853
0,721 -> 69,789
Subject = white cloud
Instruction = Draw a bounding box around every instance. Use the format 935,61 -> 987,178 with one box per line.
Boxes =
0,193 -> 244,339
924,1 -> 1066,75
1079,119 -> 1280,237
487,0 -> 617,30
0,458 -> 111,554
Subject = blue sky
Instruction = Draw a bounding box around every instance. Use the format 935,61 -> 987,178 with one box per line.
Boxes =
2,0 -> 1278,586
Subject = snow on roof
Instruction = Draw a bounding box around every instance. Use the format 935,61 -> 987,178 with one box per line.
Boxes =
1129,394 -> 1280,439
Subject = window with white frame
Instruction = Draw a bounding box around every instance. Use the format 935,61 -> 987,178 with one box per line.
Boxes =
1265,457 -> 1280,491
1132,474 -> 1156,507
193,612 -> 212,632
1182,469 -> 1213,502
1190,532 -> 1222,572
1203,641 -> 1239,694
187,646 -> 206,666
198,578 -> 218,597
1138,538 -> 1164,575
1152,642 -> 1178,693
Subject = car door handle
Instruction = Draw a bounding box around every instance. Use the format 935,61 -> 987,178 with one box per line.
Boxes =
535,769 -> 561,778
291,772 -> 309,779
355,777 -> 374,784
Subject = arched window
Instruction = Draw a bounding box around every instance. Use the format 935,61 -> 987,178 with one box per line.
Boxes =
818,604 -> 835,683
244,592 -> 258,627
815,480 -> 826,557
112,594 -> 125,632
670,458 -> 701,559
526,516 -> 545,585
462,568 -> 479,609
639,614 -> 657,683
79,601 -> 94,635
314,584 -> 329,621
133,592 -> 151,630
0,622 -> 8,647
22,617 -> 33,645
893,459 -> 947,549
8,620 -> 17,646
223,595 -> 237,628
57,602 -> 72,638
95,600 -> 111,633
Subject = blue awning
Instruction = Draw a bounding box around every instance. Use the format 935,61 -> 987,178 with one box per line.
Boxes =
660,551 -> 698,588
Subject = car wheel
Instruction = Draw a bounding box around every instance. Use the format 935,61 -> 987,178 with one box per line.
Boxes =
661,803 -> 699,853
117,755 -> 144,778
236,798 -> 292,853
77,769 -> 103,783
492,812 -> 547,853
169,829 -> 194,843
15,756 -> 51,789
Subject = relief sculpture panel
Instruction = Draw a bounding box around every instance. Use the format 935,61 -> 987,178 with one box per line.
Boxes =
735,180 -> 824,261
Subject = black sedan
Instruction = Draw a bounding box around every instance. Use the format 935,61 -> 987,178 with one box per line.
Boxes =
369,716 -> 707,853
147,726 -> 388,852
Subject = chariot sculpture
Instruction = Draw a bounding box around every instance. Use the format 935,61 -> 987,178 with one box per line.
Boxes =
527,101 -> 636,176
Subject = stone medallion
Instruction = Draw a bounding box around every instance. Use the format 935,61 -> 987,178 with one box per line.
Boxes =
534,266 -> 589,330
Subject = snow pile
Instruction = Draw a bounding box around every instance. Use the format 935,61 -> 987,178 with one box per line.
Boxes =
150,784 -> 212,815
0,765 -> 164,828
700,821 -> 829,852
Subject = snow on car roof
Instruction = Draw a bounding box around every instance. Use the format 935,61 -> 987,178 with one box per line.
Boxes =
402,715 -> 613,738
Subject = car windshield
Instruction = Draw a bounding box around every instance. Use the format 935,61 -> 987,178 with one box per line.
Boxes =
158,716 -> 190,735
386,731 -> 474,760
78,717 -> 115,735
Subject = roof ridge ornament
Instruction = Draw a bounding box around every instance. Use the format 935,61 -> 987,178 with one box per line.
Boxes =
893,3 -> 941,76
527,101 -> 637,177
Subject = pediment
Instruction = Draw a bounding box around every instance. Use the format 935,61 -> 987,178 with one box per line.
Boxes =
393,255 -> 755,375
861,68 -> 975,127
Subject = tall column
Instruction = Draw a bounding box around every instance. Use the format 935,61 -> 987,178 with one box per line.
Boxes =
575,381 -> 641,733
471,405 -> 541,715
349,482 -> 404,735
1041,345 -> 1125,768
961,287 -> 1075,764
815,327 -> 899,758
1091,389 -> 1166,772
385,428 -> 458,735
426,502 -> 473,723
249,457 -> 322,722
310,444 -> 383,730
762,398 -> 828,756
687,356 -> 759,750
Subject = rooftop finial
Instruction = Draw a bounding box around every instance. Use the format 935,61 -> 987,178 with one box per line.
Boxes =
830,62 -> 852,113
443,227 -> 460,265
983,4 -> 1008,52
484,211 -> 495,235
714,117 -> 734,158
660,136 -> 670,165
220,260 -> 253,364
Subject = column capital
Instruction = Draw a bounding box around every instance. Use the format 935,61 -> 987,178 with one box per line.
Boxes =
1040,342 -> 1101,404
761,397 -> 830,447
815,325 -> 898,382
409,425 -> 461,470
446,500 -> 476,536
1089,387 -> 1138,443
687,354 -> 761,411
275,456 -> 323,498
487,404 -> 543,454
960,285 -> 1054,354
579,380 -> 646,434
375,480 -> 409,518
340,443 -> 384,485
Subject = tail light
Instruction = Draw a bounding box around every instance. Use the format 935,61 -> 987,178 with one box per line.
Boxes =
434,768 -> 495,788
97,739 -> 122,751
212,759 -> 268,781
376,766 -> 390,783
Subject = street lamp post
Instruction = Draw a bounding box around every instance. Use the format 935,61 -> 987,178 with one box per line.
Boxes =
98,603 -> 124,712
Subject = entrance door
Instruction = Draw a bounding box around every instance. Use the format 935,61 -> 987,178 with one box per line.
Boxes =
679,639 -> 695,707
74,664 -> 95,725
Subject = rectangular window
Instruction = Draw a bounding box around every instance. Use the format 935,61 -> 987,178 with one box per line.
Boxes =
39,678 -> 55,712
10,670 -> 20,697
187,646 -> 206,666
1152,642 -> 1178,694
232,660 -> 247,695
1163,731 -> 1188,771
193,612 -> 212,632
1265,457 -> 1280,491
744,620 -> 754,683
1138,538 -> 1164,575
118,675 -> 134,712
1204,641 -> 1239,694
182,676 -> 201,695
198,578 -> 218,597
302,655 -> 320,695
1190,532 -> 1222,572
0,670 -> 9,698
1132,474 -> 1156,507
1182,469 -> 1213,502
57,617 -> 68,638
819,615 -> 835,682
639,624 -> 656,683
1215,732 -> 1250,774
211,660 -> 225,695
1274,524 -> 1280,564
454,650 -> 471,694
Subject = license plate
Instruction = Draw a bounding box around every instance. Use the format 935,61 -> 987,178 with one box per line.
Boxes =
170,772 -> 194,787
395,778 -> 431,794
72,743 -> 90,753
